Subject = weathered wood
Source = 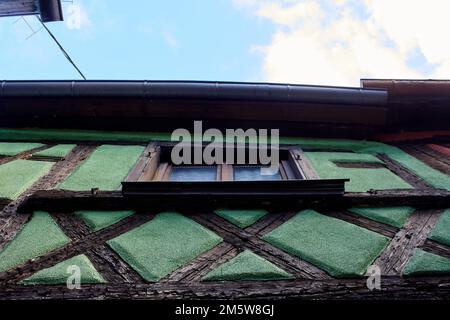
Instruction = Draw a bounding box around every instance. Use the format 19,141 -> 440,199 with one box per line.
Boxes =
421,239 -> 450,260
17,189 -> 450,214
52,212 -> 144,283
29,155 -> 62,162
334,161 -> 386,169
377,154 -> 433,189
0,145 -> 95,252
372,209 -> 443,275
399,145 -> 450,174
0,145 -> 51,165
127,143 -> 159,182
152,162 -> 170,181
323,210 -> 398,238
0,213 -> 155,284
346,189 -> 450,207
1,277 -> 450,300
245,212 -> 297,236
220,164 -> 233,181
161,242 -> 238,283
289,148 -> 319,179
191,214 -> 331,280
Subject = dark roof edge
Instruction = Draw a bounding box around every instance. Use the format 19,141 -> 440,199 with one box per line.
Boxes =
0,80 -> 387,106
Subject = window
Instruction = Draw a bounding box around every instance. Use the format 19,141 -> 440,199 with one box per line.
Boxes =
121,142 -> 348,204
169,166 -> 217,182
124,143 -> 308,182
233,166 -> 282,181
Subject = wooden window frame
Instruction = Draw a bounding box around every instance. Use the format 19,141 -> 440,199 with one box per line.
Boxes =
124,142 -> 314,182
121,142 -> 348,201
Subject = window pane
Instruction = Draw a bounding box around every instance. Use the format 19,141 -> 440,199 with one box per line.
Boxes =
169,166 -> 217,181
234,166 -> 282,181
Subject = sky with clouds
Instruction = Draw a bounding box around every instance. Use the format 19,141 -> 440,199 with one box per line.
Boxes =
0,0 -> 449,86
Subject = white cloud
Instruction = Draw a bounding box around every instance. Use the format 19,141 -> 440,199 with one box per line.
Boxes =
163,31 -> 179,49
66,4 -> 91,30
236,0 -> 450,86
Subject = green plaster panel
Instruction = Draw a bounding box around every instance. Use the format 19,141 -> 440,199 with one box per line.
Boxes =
59,144 -> 144,191
2,128 -> 447,190
0,142 -> 44,156
0,160 -> 53,200
349,207 -> 414,228
21,254 -> 105,285
108,212 -> 222,282
75,210 -> 135,231
428,209 -> 450,246
304,152 -> 413,192
0,128 -> 379,149
0,211 -> 70,273
359,144 -> 450,191
202,250 -> 293,281
33,144 -> 76,158
403,249 -> 450,276
263,210 -> 389,277
214,209 -> 268,228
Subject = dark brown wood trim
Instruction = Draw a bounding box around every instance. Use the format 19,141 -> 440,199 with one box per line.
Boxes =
0,213 -> 155,284
377,154 -> 433,189
1,276 -> 450,300
124,143 -> 159,182
372,209 -> 443,275
160,242 -> 238,283
17,189 -> 450,214
334,161 -> 386,169
52,213 -> 144,284
323,210 -> 398,238
191,214 -> 331,280
399,145 -> 450,174
0,145 -> 52,166
346,189 -> 450,208
245,212 -> 298,236
0,145 -> 96,252
421,239 -> 450,260
289,148 -> 318,179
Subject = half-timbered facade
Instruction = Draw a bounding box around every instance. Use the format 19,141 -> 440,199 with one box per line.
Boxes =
0,79 -> 449,299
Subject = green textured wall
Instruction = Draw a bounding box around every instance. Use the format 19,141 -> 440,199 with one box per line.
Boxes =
305,152 -> 412,192
59,145 -> 144,191
0,160 -> 53,200
1,128 -> 449,191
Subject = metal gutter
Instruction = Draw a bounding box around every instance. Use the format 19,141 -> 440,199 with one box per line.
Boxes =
0,80 -> 388,105
361,79 -> 450,99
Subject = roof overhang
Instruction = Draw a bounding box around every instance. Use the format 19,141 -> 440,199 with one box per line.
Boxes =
0,0 -> 63,22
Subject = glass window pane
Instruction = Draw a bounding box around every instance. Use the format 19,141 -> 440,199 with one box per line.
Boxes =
169,166 -> 217,181
234,166 -> 282,181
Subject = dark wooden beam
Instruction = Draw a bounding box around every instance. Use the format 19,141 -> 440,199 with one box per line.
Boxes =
160,242 -> 238,283
377,154 -> 433,189
0,144 -> 52,165
323,210 -> 398,238
372,209 -> 443,275
399,145 -> 450,174
17,189 -> 450,214
0,213 -> 155,284
52,213 -> 144,284
0,146 -> 95,252
1,277 -> 450,300
191,214 -> 331,280
421,239 -> 450,260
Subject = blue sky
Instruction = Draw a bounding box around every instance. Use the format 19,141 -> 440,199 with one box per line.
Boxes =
1,0 -> 449,86
0,0 -> 273,81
